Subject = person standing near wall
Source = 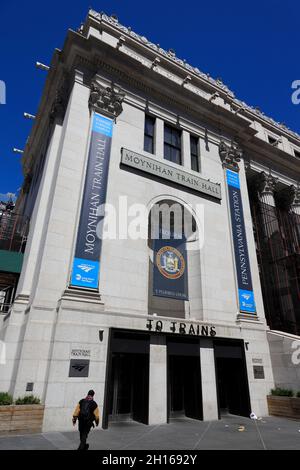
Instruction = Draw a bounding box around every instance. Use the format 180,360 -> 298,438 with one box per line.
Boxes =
72,389 -> 100,450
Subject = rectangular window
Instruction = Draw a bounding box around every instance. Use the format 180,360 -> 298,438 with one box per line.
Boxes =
164,124 -> 181,165
268,135 -> 277,145
190,135 -> 199,172
144,115 -> 155,154
294,149 -> 300,159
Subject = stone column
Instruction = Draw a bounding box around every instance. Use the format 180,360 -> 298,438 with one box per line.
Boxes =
148,335 -> 167,425
290,185 -> 300,250
258,172 -> 278,207
155,118 -> 164,157
291,185 -> 300,216
257,172 -> 279,239
200,339 -> 218,421
182,130 -> 191,170
275,183 -> 300,240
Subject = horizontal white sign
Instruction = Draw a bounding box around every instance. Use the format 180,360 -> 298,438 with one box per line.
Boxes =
71,349 -> 91,358
121,148 -> 222,200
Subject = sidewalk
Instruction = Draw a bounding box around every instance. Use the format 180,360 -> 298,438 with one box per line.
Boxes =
0,415 -> 299,450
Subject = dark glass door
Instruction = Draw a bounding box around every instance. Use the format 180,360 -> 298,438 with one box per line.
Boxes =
108,353 -> 149,424
215,342 -> 251,418
168,355 -> 202,420
132,354 -> 149,424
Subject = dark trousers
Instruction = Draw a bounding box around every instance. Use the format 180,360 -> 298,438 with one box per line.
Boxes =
78,421 -> 92,450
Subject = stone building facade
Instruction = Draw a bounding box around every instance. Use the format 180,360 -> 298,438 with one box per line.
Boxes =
0,10 -> 299,431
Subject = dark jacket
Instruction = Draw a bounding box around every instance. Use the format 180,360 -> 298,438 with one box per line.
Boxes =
73,396 -> 100,427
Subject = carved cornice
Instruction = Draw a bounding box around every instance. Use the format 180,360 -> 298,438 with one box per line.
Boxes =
68,55 -> 218,135
89,80 -> 125,118
94,58 -> 202,116
88,11 -> 233,92
88,9 -> 300,143
219,140 -> 242,171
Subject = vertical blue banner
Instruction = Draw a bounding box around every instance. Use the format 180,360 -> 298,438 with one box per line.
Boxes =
70,113 -> 113,289
153,233 -> 188,300
226,169 -> 256,313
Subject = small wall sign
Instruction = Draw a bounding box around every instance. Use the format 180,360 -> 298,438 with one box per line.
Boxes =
71,349 -> 91,358
252,358 -> 263,364
146,319 -> 216,337
253,365 -> 265,379
69,359 -> 90,377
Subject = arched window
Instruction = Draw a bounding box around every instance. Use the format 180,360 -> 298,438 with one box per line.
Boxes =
147,199 -> 203,320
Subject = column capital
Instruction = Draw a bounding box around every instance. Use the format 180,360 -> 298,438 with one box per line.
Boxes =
257,172 -> 279,197
89,78 -> 125,119
291,184 -> 300,209
219,140 -> 243,172
276,184 -> 300,210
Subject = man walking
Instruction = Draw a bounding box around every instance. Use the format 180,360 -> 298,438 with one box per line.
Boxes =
72,389 -> 100,450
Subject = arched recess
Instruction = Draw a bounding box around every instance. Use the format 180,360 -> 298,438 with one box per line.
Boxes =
147,195 -> 203,320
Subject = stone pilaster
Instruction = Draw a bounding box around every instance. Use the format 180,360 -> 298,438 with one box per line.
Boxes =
182,130 -> 191,170
200,339 -> 219,420
155,118 -> 164,157
256,172 -> 279,240
148,335 -> 167,425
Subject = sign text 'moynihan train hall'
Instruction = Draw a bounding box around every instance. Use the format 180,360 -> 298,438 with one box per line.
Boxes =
121,148 -> 222,199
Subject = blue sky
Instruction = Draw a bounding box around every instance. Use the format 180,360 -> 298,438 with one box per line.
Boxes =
0,0 -> 299,198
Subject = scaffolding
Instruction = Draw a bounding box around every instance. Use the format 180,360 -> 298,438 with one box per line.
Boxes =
0,210 -> 29,314
0,211 -> 29,253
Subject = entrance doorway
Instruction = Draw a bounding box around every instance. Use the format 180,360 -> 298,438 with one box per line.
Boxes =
167,338 -> 202,421
214,341 -> 251,418
108,353 -> 149,423
105,331 -> 149,426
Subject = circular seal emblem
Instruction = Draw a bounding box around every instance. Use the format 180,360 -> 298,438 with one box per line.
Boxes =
156,246 -> 185,279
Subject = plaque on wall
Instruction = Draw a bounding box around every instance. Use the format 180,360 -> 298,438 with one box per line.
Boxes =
71,349 -> 91,358
252,358 -> 263,364
69,359 -> 90,377
253,365 -> 265,379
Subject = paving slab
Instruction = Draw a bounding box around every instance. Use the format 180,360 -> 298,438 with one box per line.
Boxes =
0,416 -> 299,450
